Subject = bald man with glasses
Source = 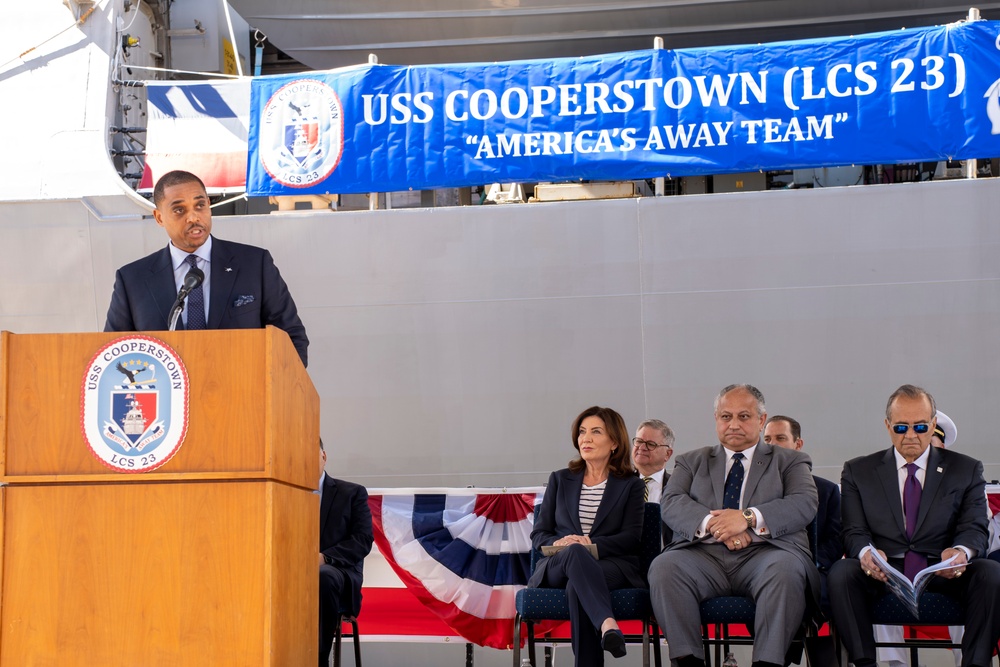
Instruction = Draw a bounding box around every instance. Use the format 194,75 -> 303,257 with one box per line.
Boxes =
830,384 -> 1000,667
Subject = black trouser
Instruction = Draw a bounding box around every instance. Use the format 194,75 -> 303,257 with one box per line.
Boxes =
319,564 -> 349,667
829,557 -> 1000,667
536,544 -> 630,667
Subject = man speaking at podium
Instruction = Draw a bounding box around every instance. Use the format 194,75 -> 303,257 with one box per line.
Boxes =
104,170 -> 309,367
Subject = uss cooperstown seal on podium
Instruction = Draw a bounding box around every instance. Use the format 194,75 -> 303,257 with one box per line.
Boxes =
81,335 -> 189,472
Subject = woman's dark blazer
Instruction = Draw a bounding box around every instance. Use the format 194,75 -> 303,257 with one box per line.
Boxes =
528,468 -> 646,588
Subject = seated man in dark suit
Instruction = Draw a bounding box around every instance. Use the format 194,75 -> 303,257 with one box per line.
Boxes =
648,384 -> 819,667
829,384 -> 1000,667
318,439 -> 374,667
631,418 -> 676,545
104,170 -> 309,367
764,415 -> 842,616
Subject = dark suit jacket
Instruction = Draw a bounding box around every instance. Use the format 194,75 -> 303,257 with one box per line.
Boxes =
320,474 -> 374,616
840,445 -> 989,562
104,237 -> 309,367
814,475 -> 843,572
638,469 -> 674,547
662,442 -> 820,600
529,468 -> 646,588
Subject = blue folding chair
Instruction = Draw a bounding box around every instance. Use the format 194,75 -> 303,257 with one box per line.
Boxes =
860,592 -> 965,667
699,518 -> 821,666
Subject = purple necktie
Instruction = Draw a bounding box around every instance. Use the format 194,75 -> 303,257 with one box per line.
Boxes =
185,254 -> 206,330
903,463 -> 927,581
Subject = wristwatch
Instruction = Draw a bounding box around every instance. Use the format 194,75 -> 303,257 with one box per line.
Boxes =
742,509 -> 755,529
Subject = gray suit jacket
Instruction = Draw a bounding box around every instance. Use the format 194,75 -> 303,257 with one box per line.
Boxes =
662,442 -> 820,598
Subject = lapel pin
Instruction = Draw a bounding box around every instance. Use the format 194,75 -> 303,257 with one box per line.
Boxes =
225,267 -> 233,272
936,467 -> 943,473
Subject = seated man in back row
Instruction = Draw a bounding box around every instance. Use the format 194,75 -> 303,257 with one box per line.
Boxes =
318,439 -> 374,667
830,385 -> 1000,667
763,414 -> 842,617
631,418 -> 676,546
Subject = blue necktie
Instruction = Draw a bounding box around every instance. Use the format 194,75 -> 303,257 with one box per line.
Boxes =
185,254 -> 206,330
723,453 -> 745,510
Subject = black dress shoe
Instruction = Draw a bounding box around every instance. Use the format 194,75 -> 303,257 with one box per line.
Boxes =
601,628 -> 627,658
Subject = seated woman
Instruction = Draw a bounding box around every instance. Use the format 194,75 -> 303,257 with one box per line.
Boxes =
528,405 -> 645,667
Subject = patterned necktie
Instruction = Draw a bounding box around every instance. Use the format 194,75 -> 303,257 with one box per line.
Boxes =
185,254 -> 206,330
903,462 -> 927,581
643,476 -> 654,502
723,453 -> 745,510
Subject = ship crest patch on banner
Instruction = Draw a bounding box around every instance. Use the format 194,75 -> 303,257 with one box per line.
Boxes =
81,335 -> 189,473
258,79 -> 344,188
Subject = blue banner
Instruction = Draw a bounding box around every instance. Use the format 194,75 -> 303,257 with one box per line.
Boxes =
247,21 -> 1000,195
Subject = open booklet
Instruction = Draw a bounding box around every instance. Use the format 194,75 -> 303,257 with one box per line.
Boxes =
541,543 -> 599,559
868,546 -> 961,618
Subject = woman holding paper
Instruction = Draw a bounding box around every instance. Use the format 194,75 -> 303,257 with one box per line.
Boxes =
527,405 -> 645,667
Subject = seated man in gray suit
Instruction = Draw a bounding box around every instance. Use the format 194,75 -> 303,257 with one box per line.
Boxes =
648,384 -> 819,667
829,385 -> 1000,667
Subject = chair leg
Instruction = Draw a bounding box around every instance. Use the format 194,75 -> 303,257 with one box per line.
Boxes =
908,644 -> 919,667
332,614 -> 343,667
642,616 -> 651,667
527,620 -> 537,667
351,618 -> 362,667
513,614 -> 522,666
652,620 -> 663,667
715,623 -> 723,667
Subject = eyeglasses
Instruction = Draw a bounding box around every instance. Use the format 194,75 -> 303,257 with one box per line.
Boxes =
891,423 -> 931,435
632,437 -> 671,451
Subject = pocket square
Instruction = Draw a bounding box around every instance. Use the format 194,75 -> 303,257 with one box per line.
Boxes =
233,294 -> 255,308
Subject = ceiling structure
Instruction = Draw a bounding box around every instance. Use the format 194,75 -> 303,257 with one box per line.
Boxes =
229,0 -> 1000,72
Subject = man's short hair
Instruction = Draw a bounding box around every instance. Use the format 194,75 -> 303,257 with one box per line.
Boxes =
766,415 -> 801,441
152,170 -> 207,207
885,384 -> 936,420
714,383 -> 766,416
636,419 -> 675,448
319,437 -> 325,451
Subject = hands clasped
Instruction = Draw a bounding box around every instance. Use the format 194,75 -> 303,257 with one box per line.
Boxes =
554,534 -> 593,547
707,509 -> 751,551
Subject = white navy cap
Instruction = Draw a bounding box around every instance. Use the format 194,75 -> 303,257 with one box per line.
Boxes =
933,410 -> 957,447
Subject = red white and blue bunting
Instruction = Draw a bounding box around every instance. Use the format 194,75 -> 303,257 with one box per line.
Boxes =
369,488 -> 542,649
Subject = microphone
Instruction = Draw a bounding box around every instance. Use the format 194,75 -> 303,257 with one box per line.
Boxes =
178,267 -> 205,300
167,267 -> 205,331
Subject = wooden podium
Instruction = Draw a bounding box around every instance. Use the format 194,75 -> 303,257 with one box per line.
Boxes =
0,327 -> 320,666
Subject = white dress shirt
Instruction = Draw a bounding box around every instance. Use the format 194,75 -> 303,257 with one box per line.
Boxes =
641,468 -> 666,504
